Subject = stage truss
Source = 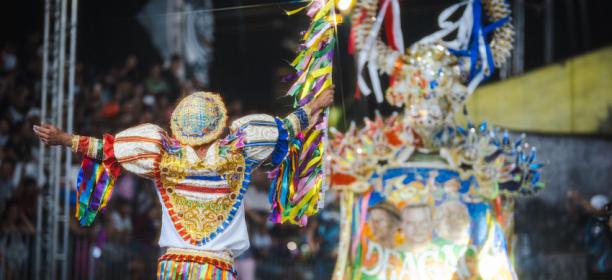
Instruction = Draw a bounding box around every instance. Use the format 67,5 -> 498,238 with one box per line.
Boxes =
35,0 -> 78,279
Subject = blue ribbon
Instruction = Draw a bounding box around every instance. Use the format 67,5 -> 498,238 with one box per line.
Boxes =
271,117 -> 290,166
449,0 -> 511,83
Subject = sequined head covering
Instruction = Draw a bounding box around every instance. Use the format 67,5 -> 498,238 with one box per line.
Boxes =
170,92 -> 228,146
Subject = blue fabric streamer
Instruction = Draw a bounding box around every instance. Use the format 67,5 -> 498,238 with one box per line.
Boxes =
449,0 -> 511,83
469,0 -> 482,81
367,191 -> 385,208
294,108 -> 310,130
271,117 -> 290,165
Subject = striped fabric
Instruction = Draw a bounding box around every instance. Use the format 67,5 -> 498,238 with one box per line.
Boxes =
156,249 -> 237,280
113,123 -> 165,179
171,173 -> 230,200
230,114 -> 280,163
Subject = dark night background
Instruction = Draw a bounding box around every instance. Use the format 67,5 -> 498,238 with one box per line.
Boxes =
2,1 -> 612,278
2,0 -> 612,113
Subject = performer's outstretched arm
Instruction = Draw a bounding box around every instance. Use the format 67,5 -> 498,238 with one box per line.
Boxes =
227,86 -> 334,165
33,124 -> 73,148
33,86 -> 334,152
34,122 -> 167,226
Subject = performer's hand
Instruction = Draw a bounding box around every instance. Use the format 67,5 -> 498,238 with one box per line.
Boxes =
310,85 -> 335,112
33,124 -> 72,147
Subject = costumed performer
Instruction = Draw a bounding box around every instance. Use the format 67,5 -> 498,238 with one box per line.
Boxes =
33,87 -> 334,280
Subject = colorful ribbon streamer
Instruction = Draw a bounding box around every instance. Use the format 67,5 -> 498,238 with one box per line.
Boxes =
269,0 -> 339,226
75,157 -> 121,226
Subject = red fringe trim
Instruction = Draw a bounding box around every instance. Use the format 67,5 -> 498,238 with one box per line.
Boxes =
158,253 -> 234,272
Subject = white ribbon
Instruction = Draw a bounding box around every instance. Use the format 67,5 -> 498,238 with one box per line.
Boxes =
356,0 -> 391,103
305,22 -> 331,48
417,0 -> 493,94
367,48 -> 384,102
466,31 -> 490,94
390,0 -> 404,51
418,0 -> 472,50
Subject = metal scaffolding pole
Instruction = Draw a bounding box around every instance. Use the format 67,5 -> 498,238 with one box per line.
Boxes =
513,0 -> 525,75
544,0 -> 554,64
62,0 -> 78,278
34,0 -> 51,276
564,0 -> 577,53
45,0 -> 62,276
50,0 -> 68,277
578,0 -> 590,50
35,0 -> 78,279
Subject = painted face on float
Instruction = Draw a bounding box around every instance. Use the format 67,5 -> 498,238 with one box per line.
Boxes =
433,201 -> 471,244
367,207 -> 399,247
443,179 -> 461,194
384,43 -> 468,150
406,99 -> 444,131
401,204 -> 433,246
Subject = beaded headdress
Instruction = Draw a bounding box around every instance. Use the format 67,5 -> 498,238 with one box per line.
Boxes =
170,92 -> 228,146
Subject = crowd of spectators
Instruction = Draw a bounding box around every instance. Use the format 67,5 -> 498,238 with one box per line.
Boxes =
1,39 -> 43,280
0,38 -> 339,280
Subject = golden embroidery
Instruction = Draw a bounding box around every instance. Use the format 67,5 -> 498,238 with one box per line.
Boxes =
158,144 -> 245,243
71,135 -> 80,153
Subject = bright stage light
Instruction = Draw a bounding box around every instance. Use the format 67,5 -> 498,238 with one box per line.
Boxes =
92,246 -> 102,258
287,241 -> 298,251
337,0 -> 354,12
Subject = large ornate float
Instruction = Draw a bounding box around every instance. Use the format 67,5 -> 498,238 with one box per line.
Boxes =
328,1 -> 544,279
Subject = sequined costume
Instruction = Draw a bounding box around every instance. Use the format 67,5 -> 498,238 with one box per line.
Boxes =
71,92 -> 313,279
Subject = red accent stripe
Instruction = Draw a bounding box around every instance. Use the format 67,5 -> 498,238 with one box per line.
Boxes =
115,136 -> 162,145
102,134 -> 122,178
384,2 -> 398,50
117,153 -> 159,163
153,160 -> 198,244
78,136 -> 90,154
158,253 -> 234,272
175,184 -> 230,194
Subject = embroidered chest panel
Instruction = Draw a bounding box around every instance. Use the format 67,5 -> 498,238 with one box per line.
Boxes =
156,146 -> 246,245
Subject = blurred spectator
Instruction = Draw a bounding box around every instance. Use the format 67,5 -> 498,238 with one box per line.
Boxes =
119,54 -> 140,81
145,64 -> 169,95
568,190 -> 612,279
0,44 -> 18,74
0,160 -> 16,214
12,177 -> 39,219
606,203 -> 612,232
109,199 -> 133,242
116,173 -> 137,201
0,117 -> 10,146
7,85 -> 29,125
0,201 -> 35,280
69,207 -> 95,280
306,206 -> 339,279
163,53 -> 184,100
